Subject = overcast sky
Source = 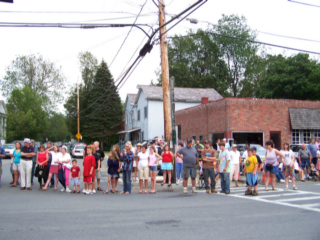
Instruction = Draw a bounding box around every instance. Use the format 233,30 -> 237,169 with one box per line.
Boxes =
0,0 -> 319,113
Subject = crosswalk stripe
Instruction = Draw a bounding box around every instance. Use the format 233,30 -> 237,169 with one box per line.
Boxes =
256,192 -> 306,199
277,196 -> 320,202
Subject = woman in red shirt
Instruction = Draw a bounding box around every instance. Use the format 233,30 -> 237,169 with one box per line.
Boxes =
83,145 -> 96,195
161,145 -> 174,187
36,145 -> 49,190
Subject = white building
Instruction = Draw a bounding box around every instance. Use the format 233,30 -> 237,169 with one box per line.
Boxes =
0,100 -> 7,144
120,85 -> 223,142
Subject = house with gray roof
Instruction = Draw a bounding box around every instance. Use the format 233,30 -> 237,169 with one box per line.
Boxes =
0,100 -> 7,144
119,85 -> 223,142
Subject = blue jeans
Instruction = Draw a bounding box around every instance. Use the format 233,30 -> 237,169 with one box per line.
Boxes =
219,172 -> 230,193
31,162 -> 36,184
203,168 -> 216,190
176,163 -> 183,179
123,170 -> 131,193
275,166 -> 284,181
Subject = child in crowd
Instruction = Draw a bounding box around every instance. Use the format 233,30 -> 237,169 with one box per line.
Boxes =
310,164 -> 320,179
70,160 -> 81,193
148,146 -> 162,193
82,145 -> 96,195
245,148 -> 258,196
104,150 -> 120,194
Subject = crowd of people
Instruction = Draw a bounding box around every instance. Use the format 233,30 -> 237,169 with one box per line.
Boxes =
1,137 -> 320,196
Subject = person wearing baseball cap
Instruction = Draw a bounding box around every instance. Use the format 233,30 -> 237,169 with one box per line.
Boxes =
20,138 -> 36,190
229,144 -> 241,187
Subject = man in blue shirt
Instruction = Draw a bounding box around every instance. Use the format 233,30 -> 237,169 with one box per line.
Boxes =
307,139 -> 318,166
0,145 -> 6,187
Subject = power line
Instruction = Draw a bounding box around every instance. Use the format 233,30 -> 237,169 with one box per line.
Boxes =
258,31 -> 320,43
167,31 -> 320,55
0,10 -> 150,14
109,0 -> 147,68
288,0 -> 320,8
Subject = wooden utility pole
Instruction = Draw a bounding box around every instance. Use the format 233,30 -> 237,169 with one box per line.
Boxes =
159,0 -> 172,148
77,83 -> 80,141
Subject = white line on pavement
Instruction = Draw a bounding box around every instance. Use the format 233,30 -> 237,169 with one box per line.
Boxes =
277,196 -> 320,202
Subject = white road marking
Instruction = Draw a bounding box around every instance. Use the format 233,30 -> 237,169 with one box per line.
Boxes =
277,196 -> 320,202
256,192 -> 306,199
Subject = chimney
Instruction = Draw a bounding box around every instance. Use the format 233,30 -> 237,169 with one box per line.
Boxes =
201,97 -> 208,104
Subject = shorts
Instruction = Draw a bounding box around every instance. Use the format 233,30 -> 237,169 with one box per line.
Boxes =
95,170 -> 101,179
246,172 -> 258,186
133,160 -> 137,168
83,176 -> 92,183
12,163 -> 20,171
311,157 -> 318,165
265,164 -> 278,175
49,165 -> 59,174
149,166 -> 157,171
183,167 -> 197,179
10,163 -> 13,174
138,166 -> 149,180
161,162 -> 173,170
282,165 -> 295,177
300,158 -> 310,169
71,177 -> 80,186
108,174 -> 118,179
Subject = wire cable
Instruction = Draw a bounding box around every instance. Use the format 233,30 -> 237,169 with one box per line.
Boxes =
288,0 -> 320,8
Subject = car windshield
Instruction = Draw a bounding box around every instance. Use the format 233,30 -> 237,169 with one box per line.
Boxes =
75,145 -> 85,150
290,145 -> 301,152
3,144 -> 15,149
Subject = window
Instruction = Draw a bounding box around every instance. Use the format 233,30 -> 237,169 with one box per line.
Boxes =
291,130 -> 300,144
192,135 -> 196,141
303,130 -> 311,143
314,130 -> 320,140
144,106 -> 148,118
125,114 -> 128,125
141,131 -> 144,141
138,110 -> 140,121
199,135 -> 204,143
178,125 -> 181,140
129,112 -> 132,124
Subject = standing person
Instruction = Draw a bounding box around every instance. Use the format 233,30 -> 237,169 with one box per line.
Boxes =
298,144 -> 312,180
222,138 -> 230,151
82,145 -> 96,195
36,145 -> 49,190
133,143 -> 142,182
149,147 -> 162,193
213,139 -> 220,152
252,147 -> 263,182
41,145 -> 62,191
93,141 -> 105,192
229,144 -> 241,187
245,149 -> 258,196
120,141 -> 134,194
201,140 -> 217,194
160,145 -> 174,187
307,139 -> 318,166
0,144 -> 5,187
137,145 -> 150,193
70,160 -> 81,193
59,146 -> 72,193
176,139 -> 199,194
9,142 -> 22,187
157,142 -> 164,156
105,150 -> 120,194
30,140 -> 38,186
194,140 -> 204,161
20,138 -> 36,190
113,145 -> 122,192
316,138 -> 320,150
217,142 -> 231,194
175,143 -> 184,185
280,142 -> 298,190
264,140 -> 283,191
46,142 -> 55,188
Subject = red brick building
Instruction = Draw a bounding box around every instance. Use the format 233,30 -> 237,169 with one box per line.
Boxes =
175,97 -> 320,149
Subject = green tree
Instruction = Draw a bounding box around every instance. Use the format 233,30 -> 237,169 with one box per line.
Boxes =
256,53 -> 320,100
1,54 -> 65,109
212,14 -> 258,97
45,112 -> 69,142
78,52 -> 98,89
6,87 -> 47,142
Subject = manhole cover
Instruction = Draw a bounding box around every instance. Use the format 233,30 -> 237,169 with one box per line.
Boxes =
157,189 -> 177,192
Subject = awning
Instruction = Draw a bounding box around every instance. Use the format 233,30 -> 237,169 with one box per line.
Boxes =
289,108 -> 320,130
117,128 -> 140,134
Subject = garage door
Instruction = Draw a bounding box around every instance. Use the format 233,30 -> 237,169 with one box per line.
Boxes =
233,132 -> 264,146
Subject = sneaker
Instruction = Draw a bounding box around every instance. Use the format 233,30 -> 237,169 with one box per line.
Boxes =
86,191 -> 93,195
245,189 -> 252,195
300,179 -> 305,182
225,191 -> 230,194
192,188 -> 197,193
211,189 -> 217,193
280,179 -> 285,183
252,191 -> 258,196
284,187 -> 288,191
92,189 -> 96,194
60,188 -> 65,192
293,186 -> 298,190
206,189 -> 210,194
220,190 -> 226,194
65,188 -> 71,193
83,189 -> 88,194
183,188 -> 188,194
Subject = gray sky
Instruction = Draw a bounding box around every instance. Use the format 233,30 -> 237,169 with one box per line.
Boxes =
0,0 -> 320,112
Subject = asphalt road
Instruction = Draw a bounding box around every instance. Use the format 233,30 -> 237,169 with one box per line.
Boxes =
1,158 -> 320,240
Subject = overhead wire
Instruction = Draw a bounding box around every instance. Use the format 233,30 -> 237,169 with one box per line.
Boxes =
287,0 -> 320,8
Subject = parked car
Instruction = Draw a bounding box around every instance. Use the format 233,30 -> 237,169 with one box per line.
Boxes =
2,144 -> 15,158
236,143 -> 267,161
290,144 -> 302,160
71,144 -> 86,158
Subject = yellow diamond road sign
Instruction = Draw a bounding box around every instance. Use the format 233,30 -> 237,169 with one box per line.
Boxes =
75,133 -> 82,139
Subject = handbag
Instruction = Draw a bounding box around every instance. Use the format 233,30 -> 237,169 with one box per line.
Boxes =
35,165 -> 40,177
266,163 -> 273,171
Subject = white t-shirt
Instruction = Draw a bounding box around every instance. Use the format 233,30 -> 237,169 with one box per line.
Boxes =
229,150 -> 240,165
61,153 -> 71,166
51,152 -> 62,166
138,152 -> 149,167
280,150 -> 294,165
242,150 -> 248,163
317,150 -> 320,157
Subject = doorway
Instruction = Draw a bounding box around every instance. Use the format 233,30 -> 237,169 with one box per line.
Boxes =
270,131 -> 281,150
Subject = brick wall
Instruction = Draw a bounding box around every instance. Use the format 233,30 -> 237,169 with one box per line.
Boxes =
175,97 -> 320,145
